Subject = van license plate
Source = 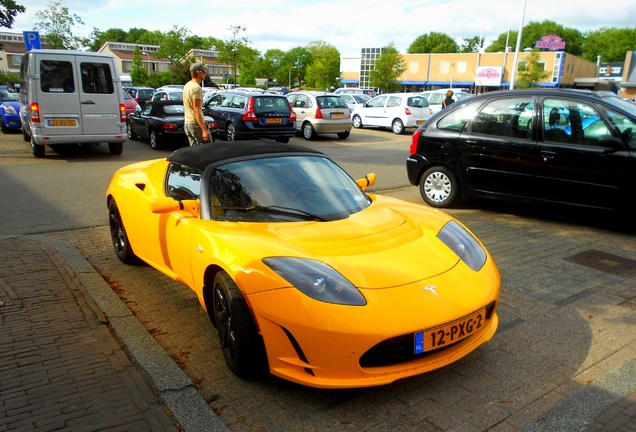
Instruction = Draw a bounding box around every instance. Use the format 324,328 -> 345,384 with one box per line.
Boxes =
414,308 -> 486,354
48,119 -> 76,127
265,118 -> 282,124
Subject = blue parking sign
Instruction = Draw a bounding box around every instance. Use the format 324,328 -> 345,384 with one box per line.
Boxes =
23,31 -> 41,50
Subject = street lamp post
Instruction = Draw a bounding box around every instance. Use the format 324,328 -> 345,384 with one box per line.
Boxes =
509,0 -> 528,90
288,66 -> 297,89
141,51 -> 150,72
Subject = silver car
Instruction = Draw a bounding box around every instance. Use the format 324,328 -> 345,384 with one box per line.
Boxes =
286,91 -> 351,140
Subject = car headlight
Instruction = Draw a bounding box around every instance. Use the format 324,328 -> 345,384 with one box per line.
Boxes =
3,106 -> 16,114
263,257 -> 366,306
437,221 -> 487,271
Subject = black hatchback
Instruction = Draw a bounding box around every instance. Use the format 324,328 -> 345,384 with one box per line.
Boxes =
203,89 -> 296,143
406,89 -> 636,211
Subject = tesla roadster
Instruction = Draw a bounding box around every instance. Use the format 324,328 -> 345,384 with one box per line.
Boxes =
106,140 -> 500,388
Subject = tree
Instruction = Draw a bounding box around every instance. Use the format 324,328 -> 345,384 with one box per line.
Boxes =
582,27 -> 636,62
34,0 -> 86,50
217,25 -> 250,87
460,36 -> 483,53
304,41 -> 340,90
515,49 -> 551,88
408,32 -> 458,54
0,0 -> 24,28
486,20 -> 584,56
87,27 -> 127,52
156,25 -> 191,84
281,46 -> 312,88
260,49 -> 285,84
369,43 -> 405,93
129,45 -> 148,86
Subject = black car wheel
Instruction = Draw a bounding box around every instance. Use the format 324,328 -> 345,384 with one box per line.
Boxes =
212,271 -> 267,378
0,118 -> 8,133
149,129 -> 162,150
352,115 -> 363,129
226,123 -> 238,141
302,122 -> 316,140
419,166 -> 460,208
31,138 -> 45,158
127,121 -> 138,140
108,199 -> 137,264
392,118 -> 405,134
337,130 -> 350,139
108,142 -> 123,155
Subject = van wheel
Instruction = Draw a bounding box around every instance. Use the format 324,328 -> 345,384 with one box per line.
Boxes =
23,129 -> 30,142
392,119 -> 404,134
108,142 -> 123,155
352,115 -> 363,129
419,166 -> 460,208
149,129 -> 162,150
31,139 -> 45,158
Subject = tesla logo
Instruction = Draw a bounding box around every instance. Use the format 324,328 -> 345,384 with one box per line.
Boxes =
423,285 -> 438,296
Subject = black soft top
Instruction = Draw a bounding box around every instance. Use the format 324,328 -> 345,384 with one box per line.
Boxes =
167,140 -> 324,171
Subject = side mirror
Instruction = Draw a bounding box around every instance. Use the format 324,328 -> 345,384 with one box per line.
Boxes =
598,136 -> 624,151
150,197 -> 200,216
356,173 -> 376,190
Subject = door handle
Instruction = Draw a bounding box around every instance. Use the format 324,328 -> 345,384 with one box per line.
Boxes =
81,100 -> 95,105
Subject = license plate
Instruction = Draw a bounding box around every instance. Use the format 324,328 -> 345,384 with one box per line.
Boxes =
48,119 -> 76,127
414,308 -> 486,354
416,119 -> 425,125
331,112 -> 345,118
265,118 -> 282,124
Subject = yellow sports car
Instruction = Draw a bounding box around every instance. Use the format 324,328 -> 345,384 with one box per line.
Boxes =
106,140 -> 500,389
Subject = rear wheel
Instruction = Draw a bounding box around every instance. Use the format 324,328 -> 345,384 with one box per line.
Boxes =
392,118 -> 405,134
337,130 -> 350,139
302,122 -> 316,140
226,123 -> 238,141
419,166 -> 460,208
127,121 -> 138,140
31,139 -> 45,158
352,115 -> 363,129
0,118 -> 8,133
149,129 -> 162,149
212,271 -> 268,378
108,142 -> 123,155
108,199 -> 137,264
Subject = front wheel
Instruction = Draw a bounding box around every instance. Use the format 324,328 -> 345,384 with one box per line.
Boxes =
127,122 -> 138,140
392,118 -> 404,134
108,199 -> 137,263
212,271 -> 268,378
352,115 -> 363,129
419,166 -> 460,208
302,122 -> 316,140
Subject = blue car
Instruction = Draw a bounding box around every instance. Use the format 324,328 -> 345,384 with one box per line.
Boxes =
0,85 -> 21,133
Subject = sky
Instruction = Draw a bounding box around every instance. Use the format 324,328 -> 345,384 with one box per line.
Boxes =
10,0 -> 636,57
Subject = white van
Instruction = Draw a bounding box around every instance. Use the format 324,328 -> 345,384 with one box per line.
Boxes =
19,49 -> 126,157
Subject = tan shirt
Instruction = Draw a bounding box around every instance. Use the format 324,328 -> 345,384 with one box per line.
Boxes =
183,80 -> 203,124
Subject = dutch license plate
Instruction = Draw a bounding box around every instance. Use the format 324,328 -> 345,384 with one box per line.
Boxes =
48,119 -> 76,127
414,308 -> 486,354
416,119 -> 425,125
331,112 -> 345,118
265,118 -> 282,124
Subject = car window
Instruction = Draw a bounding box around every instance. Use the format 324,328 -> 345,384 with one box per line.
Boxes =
166,163 -> 202,200
253,96 -> 290,114
80,62 -> 114,94
437,101 -> 480,132
367,96 -> 387,108
387,96 -> 402,108
293,94 -> 310,108
220,94 -> 234,107
407,96 -> 427,108
543,98 -> 611,145
353,94 -> 371,103
232,95 -> 247,109
0,89 -> 19,101
316,96 -> 347,109
429,93 -> 444,104
163,104 -> 184,115
605,109 -> 636,149
142,104 -> 153,115
40,60 -> 75,93
470,96 -> 534,139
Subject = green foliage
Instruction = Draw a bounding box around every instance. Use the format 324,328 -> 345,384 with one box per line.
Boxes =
582,27 -> 636,62
129,46 -> 148,86
34,0 -> 87,50
0,70 -> 20,84
485,20 -> 584,56
408,32 -> 458,54
88,27 -> 127,51
304,41 -> 340,90
460,36 -> 484,53
0,0 -> 25,28
515,49 -> 551,88
217,25 -> 250,86
370,43 -> 405,93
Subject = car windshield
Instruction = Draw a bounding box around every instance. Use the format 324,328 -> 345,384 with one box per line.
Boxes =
0,89 -> 19,101
456,92 -> 472,100
138,89 -> 155,99
353,94 -> 371,103
208,155 -> 371,222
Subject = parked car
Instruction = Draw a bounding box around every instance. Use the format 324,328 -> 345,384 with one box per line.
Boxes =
334,87 -> 378,98
338,93 -> 371,111
351,93 -> 433,134
106,140 -> 500,388
126,100 -> 213,149
420,89 -> 474,114
202,89 -> 296,143
406,89 -> 636,211
286,91 -> 351,140
0,84 -> 21,133
122,90 -> 140,117
126,87 -> 156,110
151,88 -> 183,102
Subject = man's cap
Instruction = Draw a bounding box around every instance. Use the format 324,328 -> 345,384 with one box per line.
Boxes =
191,62 -> 206,72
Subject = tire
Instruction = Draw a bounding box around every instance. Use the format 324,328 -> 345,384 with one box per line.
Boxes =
126,121 -> 138,140
108,142 -> 123,155
419,166 -> 460,208
23,128 -> 30,142
226,123 -> 237,141
31,139 -> 45,158
352,115 -> 363,129
149,129 -> 162,150
0,118 -> 8,133
392,118 -> 405,134
275,136 -> 290,143
337,130 -> 350,139
302,122 -> 316,140
212,271 -> 268,379
108,199 -> 137,264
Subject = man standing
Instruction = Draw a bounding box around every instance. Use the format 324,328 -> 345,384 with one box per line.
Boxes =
183,62 -> 211,145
